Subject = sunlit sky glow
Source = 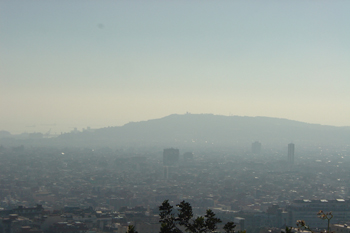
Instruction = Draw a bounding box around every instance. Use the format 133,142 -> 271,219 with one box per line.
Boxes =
1,1 -> 350,134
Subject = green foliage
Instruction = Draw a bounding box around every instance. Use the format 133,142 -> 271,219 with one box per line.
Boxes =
159,200 -> 236,233
296,219 -> 313,232
203,209 -> 222,232
284,226 -> 292,233
159,200 -> 181,233
177,200 -> 194,227
223,221 -> 237,233
127,225 -> 138,233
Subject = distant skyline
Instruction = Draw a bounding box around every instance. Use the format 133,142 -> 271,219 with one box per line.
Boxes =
1,1 -> 350,134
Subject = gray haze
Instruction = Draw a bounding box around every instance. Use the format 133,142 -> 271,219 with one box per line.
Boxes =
1,1 -> 350,232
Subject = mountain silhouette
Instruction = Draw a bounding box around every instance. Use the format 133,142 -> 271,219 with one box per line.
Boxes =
56,114 -> 350,148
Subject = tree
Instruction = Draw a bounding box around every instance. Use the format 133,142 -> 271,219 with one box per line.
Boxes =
223,222 -> 238,233
317,210 -> 333,233
284,226 -> 292,233
295,210 -> 334,233
159,200 -> 236,233
127,225 -> 138,233
296,220 -> 313,232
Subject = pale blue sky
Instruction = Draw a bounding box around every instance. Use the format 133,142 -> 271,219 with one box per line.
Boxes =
1,1 -> 350,134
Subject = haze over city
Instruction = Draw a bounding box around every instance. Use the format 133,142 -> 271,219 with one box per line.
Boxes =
1,1 -> 350,134
2,2 -> 350,232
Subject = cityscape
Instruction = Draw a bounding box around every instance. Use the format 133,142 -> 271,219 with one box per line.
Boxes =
2,1 -> 350,232
0,114 -> 350,232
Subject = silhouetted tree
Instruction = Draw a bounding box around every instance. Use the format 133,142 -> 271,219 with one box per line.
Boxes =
127,225 -> 138,233
317,210 -> 333,233
223,222 -> 237,233
283,226 -> 292,233
296,219 -> 312,232
295,210 -> 333,233
159,200 -> 236,233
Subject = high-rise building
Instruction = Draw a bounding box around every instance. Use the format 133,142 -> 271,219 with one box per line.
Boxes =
163,166 -> 169,179
252,141 -> 262,154
288,143 -> 294,164
163,148 -> 179,166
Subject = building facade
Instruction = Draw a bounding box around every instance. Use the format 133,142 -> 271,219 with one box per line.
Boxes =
163,148 -> 179,166
252,141 -> 262,154
288,143 -> 295,165
287,199 -> 350,229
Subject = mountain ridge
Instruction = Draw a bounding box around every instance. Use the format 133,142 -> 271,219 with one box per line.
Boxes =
1,114 -> 349,148
56,114 -> 350,147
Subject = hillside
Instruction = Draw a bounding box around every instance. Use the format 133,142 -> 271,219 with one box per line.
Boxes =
55,114 -> 350,148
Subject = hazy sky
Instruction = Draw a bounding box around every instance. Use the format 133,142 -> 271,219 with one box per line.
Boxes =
1,1 -> 350,134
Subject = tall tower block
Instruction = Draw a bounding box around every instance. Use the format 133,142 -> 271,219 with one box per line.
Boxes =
163,148 -> 180,166
252,141 -> 262,154
288,143 -> 295,164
